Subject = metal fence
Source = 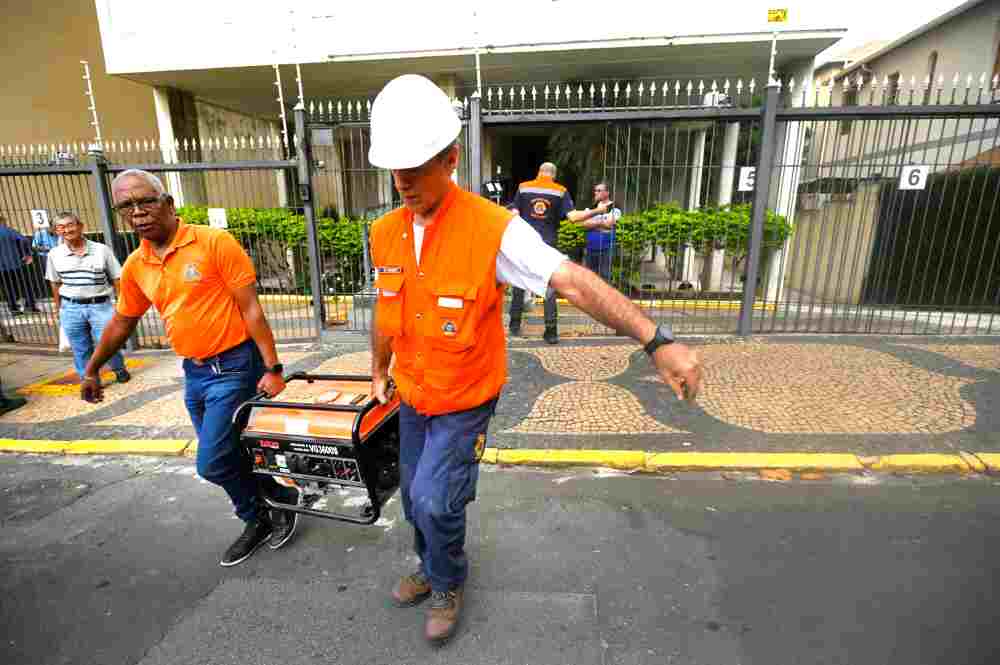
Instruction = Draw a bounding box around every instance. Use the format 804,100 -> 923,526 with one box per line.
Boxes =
0,130 -> 321,349
472,73 -> 1000,336
2,73 -> 999,349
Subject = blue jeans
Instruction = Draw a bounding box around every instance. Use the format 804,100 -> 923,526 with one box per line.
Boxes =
586,248 -> 613,283
399,396 -> 498,592
182,339 -> 290,523
60,300 -> 126,378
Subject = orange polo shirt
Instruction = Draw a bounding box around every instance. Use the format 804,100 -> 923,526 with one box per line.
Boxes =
117,221 -> 255,359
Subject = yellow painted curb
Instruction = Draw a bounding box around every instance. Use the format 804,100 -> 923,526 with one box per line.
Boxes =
66,439 -> 191,456
0,439 -> 996,476
549,297 -> 776,312
958,451 -> 988,474
976,453 -> 1000,473
862,454 -> 974,473
496,449 -> 647,470
17,358 -> 151,397
0,439 -> 69,454
0,438 -> 191,456
644,452 -> 864,472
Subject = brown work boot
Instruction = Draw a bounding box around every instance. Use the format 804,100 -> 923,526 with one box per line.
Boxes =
425,588 -> 463,644
391,571 -> 431,607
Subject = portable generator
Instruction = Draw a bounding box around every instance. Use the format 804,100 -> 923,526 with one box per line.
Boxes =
234,372 -> 400,525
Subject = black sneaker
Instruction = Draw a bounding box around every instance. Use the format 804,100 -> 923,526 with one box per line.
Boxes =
543,327 -> 559,345
114,368 -> 131,383
269,509 -> 298,550
220,519 -> 273,567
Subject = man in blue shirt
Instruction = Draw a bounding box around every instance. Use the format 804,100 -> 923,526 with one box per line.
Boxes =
575,182 -> 621,283
0,214 -> 38,315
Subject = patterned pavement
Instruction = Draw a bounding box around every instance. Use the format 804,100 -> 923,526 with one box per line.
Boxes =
1,336 -> 998,455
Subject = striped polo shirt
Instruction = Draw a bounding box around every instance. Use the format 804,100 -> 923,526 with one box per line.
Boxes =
45,239 -> 122,299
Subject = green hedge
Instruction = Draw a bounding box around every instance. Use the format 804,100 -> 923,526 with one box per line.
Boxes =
177,206 -> 368,293
556,203 -> 790,257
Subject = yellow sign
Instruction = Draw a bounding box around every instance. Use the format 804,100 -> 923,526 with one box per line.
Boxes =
768,8 -> 788,22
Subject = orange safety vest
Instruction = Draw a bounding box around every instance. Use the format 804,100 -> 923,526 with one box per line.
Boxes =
370,184 -> 513,415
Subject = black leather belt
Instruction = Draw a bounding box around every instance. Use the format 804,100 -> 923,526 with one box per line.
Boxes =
61,295 -> 109,305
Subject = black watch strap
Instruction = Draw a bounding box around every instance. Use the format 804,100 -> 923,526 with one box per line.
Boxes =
265,363 -> 284,375
643,325 -> 675,356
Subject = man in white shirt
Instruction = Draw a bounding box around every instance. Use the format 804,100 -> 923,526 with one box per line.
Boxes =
573,182 -> 622,282
46,213 -> 130,385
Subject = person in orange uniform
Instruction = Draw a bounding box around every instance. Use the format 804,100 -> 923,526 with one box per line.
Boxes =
367,75 -> 703,645
78,169 -> 298,568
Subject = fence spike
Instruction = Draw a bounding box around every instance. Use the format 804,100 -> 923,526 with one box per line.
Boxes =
736,79 -> 743,95
966,73 -> 974,88
612,81 -> 619,98
577,84 -> 584,102
723,79 -> 731,94
685,80 -> 693,96
532,85 -> 538,102
697,80 -> 704,95
638,82 -> 645,99
711,80 -> 718,93
554,84 -> 561,103
521,86 -> 527,103
600,82 -> 607,102
624,82 -> 632,101
543,84 -> 550,102
953,72 -> 960,86
980,72 -> 988,86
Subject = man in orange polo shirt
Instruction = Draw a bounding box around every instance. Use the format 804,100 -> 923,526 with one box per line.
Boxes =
368,75 -> 703,644
79,169 -> 298,568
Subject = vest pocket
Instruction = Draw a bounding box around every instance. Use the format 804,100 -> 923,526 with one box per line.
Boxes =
430,282 -> 479,350
374,273 -> 405,337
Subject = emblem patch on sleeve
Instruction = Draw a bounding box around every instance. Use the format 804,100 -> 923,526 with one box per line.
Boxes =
474,433 -> 487,460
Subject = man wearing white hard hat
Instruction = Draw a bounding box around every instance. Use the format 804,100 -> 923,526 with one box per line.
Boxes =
367,74 -> 702,644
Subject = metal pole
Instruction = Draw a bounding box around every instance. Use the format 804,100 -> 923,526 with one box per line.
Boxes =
89,148 -> 136,351
469,93 -> 483,195
293,104 -> 325,341
80,61 -> 104,149
738,85 -> 780,337
275,65 -> 290,158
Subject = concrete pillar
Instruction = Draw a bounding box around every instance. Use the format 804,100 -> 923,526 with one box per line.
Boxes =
152,87 -> 207,207
681,128 -> 707,289
433,75 -> 459,99
765,58 -> 817,303
765,246 -> 785,302
718,122 -> 740,207
152,88 -> 186,206
703,121 -> 741,292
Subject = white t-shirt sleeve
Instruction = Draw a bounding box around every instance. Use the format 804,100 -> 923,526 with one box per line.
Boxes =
104,246 -> 123,280
495,216 -> 568,295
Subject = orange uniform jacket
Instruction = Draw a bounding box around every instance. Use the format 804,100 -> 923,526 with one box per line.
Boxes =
370,184 -> 512,415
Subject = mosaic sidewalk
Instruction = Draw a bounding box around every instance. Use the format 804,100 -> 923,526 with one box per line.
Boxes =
1,336 -> 998,455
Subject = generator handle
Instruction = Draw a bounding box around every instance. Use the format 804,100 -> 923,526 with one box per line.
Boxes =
260,494 -> 380,525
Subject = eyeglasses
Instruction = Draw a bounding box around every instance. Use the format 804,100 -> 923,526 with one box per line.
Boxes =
113,195 -> 165,217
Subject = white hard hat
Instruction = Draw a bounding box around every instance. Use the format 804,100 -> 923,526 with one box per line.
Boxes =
368,74 -> 462,170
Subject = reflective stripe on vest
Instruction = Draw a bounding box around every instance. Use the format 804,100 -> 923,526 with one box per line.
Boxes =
370,184 -> 512,415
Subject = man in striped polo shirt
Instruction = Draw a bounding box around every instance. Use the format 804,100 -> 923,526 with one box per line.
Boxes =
45,212 -> 130,385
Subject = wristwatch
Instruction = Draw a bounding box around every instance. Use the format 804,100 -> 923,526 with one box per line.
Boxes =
264,363 -> 284,375
643,324 -> 675,356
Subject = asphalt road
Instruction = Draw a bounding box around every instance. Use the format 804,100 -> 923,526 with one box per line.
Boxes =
2,454 -> 999,665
